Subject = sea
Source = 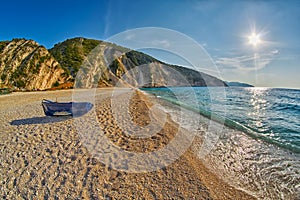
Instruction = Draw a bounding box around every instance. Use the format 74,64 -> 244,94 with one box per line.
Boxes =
142,87 -> 300,200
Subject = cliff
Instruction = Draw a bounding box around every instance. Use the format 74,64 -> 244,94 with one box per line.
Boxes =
0,39 -> 67,90
51,38 -> 227,88
108,50 -> 227,88
0,37 -> 227,91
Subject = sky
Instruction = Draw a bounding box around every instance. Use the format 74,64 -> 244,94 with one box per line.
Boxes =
1,0 -> 299,88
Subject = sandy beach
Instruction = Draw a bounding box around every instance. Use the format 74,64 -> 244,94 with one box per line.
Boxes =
0,88 -> 255,199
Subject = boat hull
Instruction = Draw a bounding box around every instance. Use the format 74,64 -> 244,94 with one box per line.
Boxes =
42,99 -> 93,116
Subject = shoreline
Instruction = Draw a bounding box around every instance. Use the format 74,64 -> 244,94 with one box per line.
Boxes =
1,89 -> 255,199
142,87 -> 300,154
149,89 -> 300,199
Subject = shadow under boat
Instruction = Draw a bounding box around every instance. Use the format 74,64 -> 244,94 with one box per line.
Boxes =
10,116 -> 73,125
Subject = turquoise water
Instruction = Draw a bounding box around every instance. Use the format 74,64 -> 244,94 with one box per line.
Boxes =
142,87 -> 300,153
142,86 -> 300,199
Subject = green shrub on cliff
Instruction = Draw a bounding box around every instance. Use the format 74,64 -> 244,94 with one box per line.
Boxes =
49,38 -> 101,77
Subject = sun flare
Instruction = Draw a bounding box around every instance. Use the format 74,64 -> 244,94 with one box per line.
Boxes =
248,33 -> 261,47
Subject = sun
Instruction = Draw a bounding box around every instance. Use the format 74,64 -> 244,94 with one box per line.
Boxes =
248,33 -> 261,47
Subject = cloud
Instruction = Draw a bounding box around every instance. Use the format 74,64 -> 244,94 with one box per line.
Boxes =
151,39 -> 171,48
215,49 -> 279,72
125,33 -> 135,41
271,49 -> 279,55
103,2 -> 112,38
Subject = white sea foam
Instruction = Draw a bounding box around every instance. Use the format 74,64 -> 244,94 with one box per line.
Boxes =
154,93 -> 300,200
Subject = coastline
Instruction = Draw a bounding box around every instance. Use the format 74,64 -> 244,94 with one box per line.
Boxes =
0,89 -> 254,199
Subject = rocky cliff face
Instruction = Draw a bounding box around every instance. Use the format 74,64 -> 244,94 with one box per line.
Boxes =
108,50 -> 227,88
0,37 -> 227,91
0,39 -> 67,90
52,38 -> 227,88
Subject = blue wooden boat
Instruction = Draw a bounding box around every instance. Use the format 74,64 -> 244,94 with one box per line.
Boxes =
42,99 -> 93,116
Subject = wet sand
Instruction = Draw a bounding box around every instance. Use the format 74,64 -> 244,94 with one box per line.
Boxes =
0,88 -> 255,199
